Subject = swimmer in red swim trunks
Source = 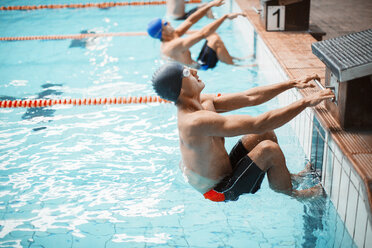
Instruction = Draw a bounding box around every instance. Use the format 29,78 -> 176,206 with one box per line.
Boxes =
152,62 -> 335,202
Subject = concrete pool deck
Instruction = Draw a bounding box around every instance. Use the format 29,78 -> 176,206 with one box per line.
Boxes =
234,0 -> 371,246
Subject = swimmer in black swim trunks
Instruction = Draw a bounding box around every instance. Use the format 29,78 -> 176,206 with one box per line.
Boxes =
152,62 -> 335,202
147,0 -> 250,70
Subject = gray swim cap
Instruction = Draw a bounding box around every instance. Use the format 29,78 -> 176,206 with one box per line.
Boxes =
152,62 -> 184,102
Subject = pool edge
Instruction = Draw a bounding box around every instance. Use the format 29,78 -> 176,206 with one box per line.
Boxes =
232,0 -> 372,247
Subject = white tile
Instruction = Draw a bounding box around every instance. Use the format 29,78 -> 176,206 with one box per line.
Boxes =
345,183 -> 358,239
365,220 -> 372,248
321,133 -> 328,185
295,115 -> 300,139
304,113 -> 312,159
328,135 -> 335,153
289,117 -> 295,132
292,88 -> 298,100
331,157 -> 342,208
334,145 -> 344,169
324,146 -> 334,195
307,107 -> 313,119
337,169 -> 350,222
354,195 -> 368,248
298,112 -> 305,149
309,111 -> 314,130
321,141 -> 329,186
288,90 -> 294,105
341,156 -> 350,178
349,170 -> 361,193
343,157 -> 360,191
279,91 -> 288,107
295,89 -> 302,101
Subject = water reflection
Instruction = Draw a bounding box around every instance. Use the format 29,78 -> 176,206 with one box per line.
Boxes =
302,197 -> 325,247
22,83 -> 63,122
1,83 -> 63,131
69,30 -> 98,49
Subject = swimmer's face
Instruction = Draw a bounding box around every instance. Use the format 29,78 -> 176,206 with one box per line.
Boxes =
162,20 -> 175,36
181,67 -> 205,94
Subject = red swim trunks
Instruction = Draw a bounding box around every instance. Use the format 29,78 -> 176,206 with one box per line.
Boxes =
203,139 -> 265,202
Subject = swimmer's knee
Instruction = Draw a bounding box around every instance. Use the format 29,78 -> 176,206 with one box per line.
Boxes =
257,140 -> 280,153
206,33 -> 222,45
263,130 -> 278,143
206,33 -> 220,40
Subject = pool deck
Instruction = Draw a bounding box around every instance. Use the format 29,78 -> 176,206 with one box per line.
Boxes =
235,0 -> 372,215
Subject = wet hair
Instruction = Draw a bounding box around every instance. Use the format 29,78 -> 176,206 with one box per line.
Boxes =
152,62 -> 184,102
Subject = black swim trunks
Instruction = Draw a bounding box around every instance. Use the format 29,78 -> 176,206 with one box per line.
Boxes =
197,40 -> 219,70
203,139 -> 265,202
175,7 -> 199,20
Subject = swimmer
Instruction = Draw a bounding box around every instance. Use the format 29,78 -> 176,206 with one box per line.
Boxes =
166,0 -> 214,20
152,62 -> 335,202
147,0 -> 250,70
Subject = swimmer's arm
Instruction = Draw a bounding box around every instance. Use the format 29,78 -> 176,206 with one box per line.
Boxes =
204,75 -> 319,112
179,13 -> 243,49
193,89 -> 334,136
175,0 -> 224,36
177,15 -> 228,50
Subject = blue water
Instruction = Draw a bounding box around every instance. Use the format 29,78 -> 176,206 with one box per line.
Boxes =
0,1 -> 356,247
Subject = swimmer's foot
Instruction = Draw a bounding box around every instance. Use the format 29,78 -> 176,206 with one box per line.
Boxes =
291,162 -> 313,185
206,10 -> 215,19
292,183 -> 324,199
297,162 -> 313,177
234,63 -> 258,68
232,54 -> 254,61
291,162 -> 312,179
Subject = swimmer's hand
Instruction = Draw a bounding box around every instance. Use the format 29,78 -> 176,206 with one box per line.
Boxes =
227,12 -> 246,20
210,0 -> 225,7
305,89 -> 335,107
292,74 -> 319,89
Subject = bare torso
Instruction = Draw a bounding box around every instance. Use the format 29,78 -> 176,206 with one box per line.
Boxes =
161,41 -> 199,68
178,99 -> 232,194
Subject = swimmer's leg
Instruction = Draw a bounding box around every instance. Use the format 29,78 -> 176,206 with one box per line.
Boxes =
206,33 -> 234,65
292,184 -> 324,199
234,63 -> 258,68
206,33 -> 257,67
232,54 -> 254,61
247,140 -> 323,199
196,3 -> 215,19
240,130 -> 278,151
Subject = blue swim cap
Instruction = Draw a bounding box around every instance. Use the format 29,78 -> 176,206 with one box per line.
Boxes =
152,62 -> 184,102
147,18 -> 163,39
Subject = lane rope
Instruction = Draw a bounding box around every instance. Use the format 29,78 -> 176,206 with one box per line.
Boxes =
0,0 -> 201,11
0,96 -> 172,108
0,30 -> 198,41
0,94 -> 223,108
0,32 -> 148,41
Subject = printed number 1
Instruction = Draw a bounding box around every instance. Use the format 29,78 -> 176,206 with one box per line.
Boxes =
267,6 -> 285,31
273,8 -> 280,28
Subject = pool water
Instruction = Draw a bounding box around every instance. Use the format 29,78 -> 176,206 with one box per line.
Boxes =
0,1 -> 356,247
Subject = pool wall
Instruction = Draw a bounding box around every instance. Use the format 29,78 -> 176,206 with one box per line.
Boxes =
231,1 -> 372,247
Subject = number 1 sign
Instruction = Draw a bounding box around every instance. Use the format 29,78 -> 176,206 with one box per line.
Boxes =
267,6 -> 285,31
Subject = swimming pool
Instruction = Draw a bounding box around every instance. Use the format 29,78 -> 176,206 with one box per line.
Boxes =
0,0 -> 356,247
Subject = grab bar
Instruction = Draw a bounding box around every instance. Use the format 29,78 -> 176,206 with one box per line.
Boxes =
314,79 -> 336,102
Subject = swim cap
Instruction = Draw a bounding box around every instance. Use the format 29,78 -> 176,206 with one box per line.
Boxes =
152,62 -> 184,102
147,18 -> 163,39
